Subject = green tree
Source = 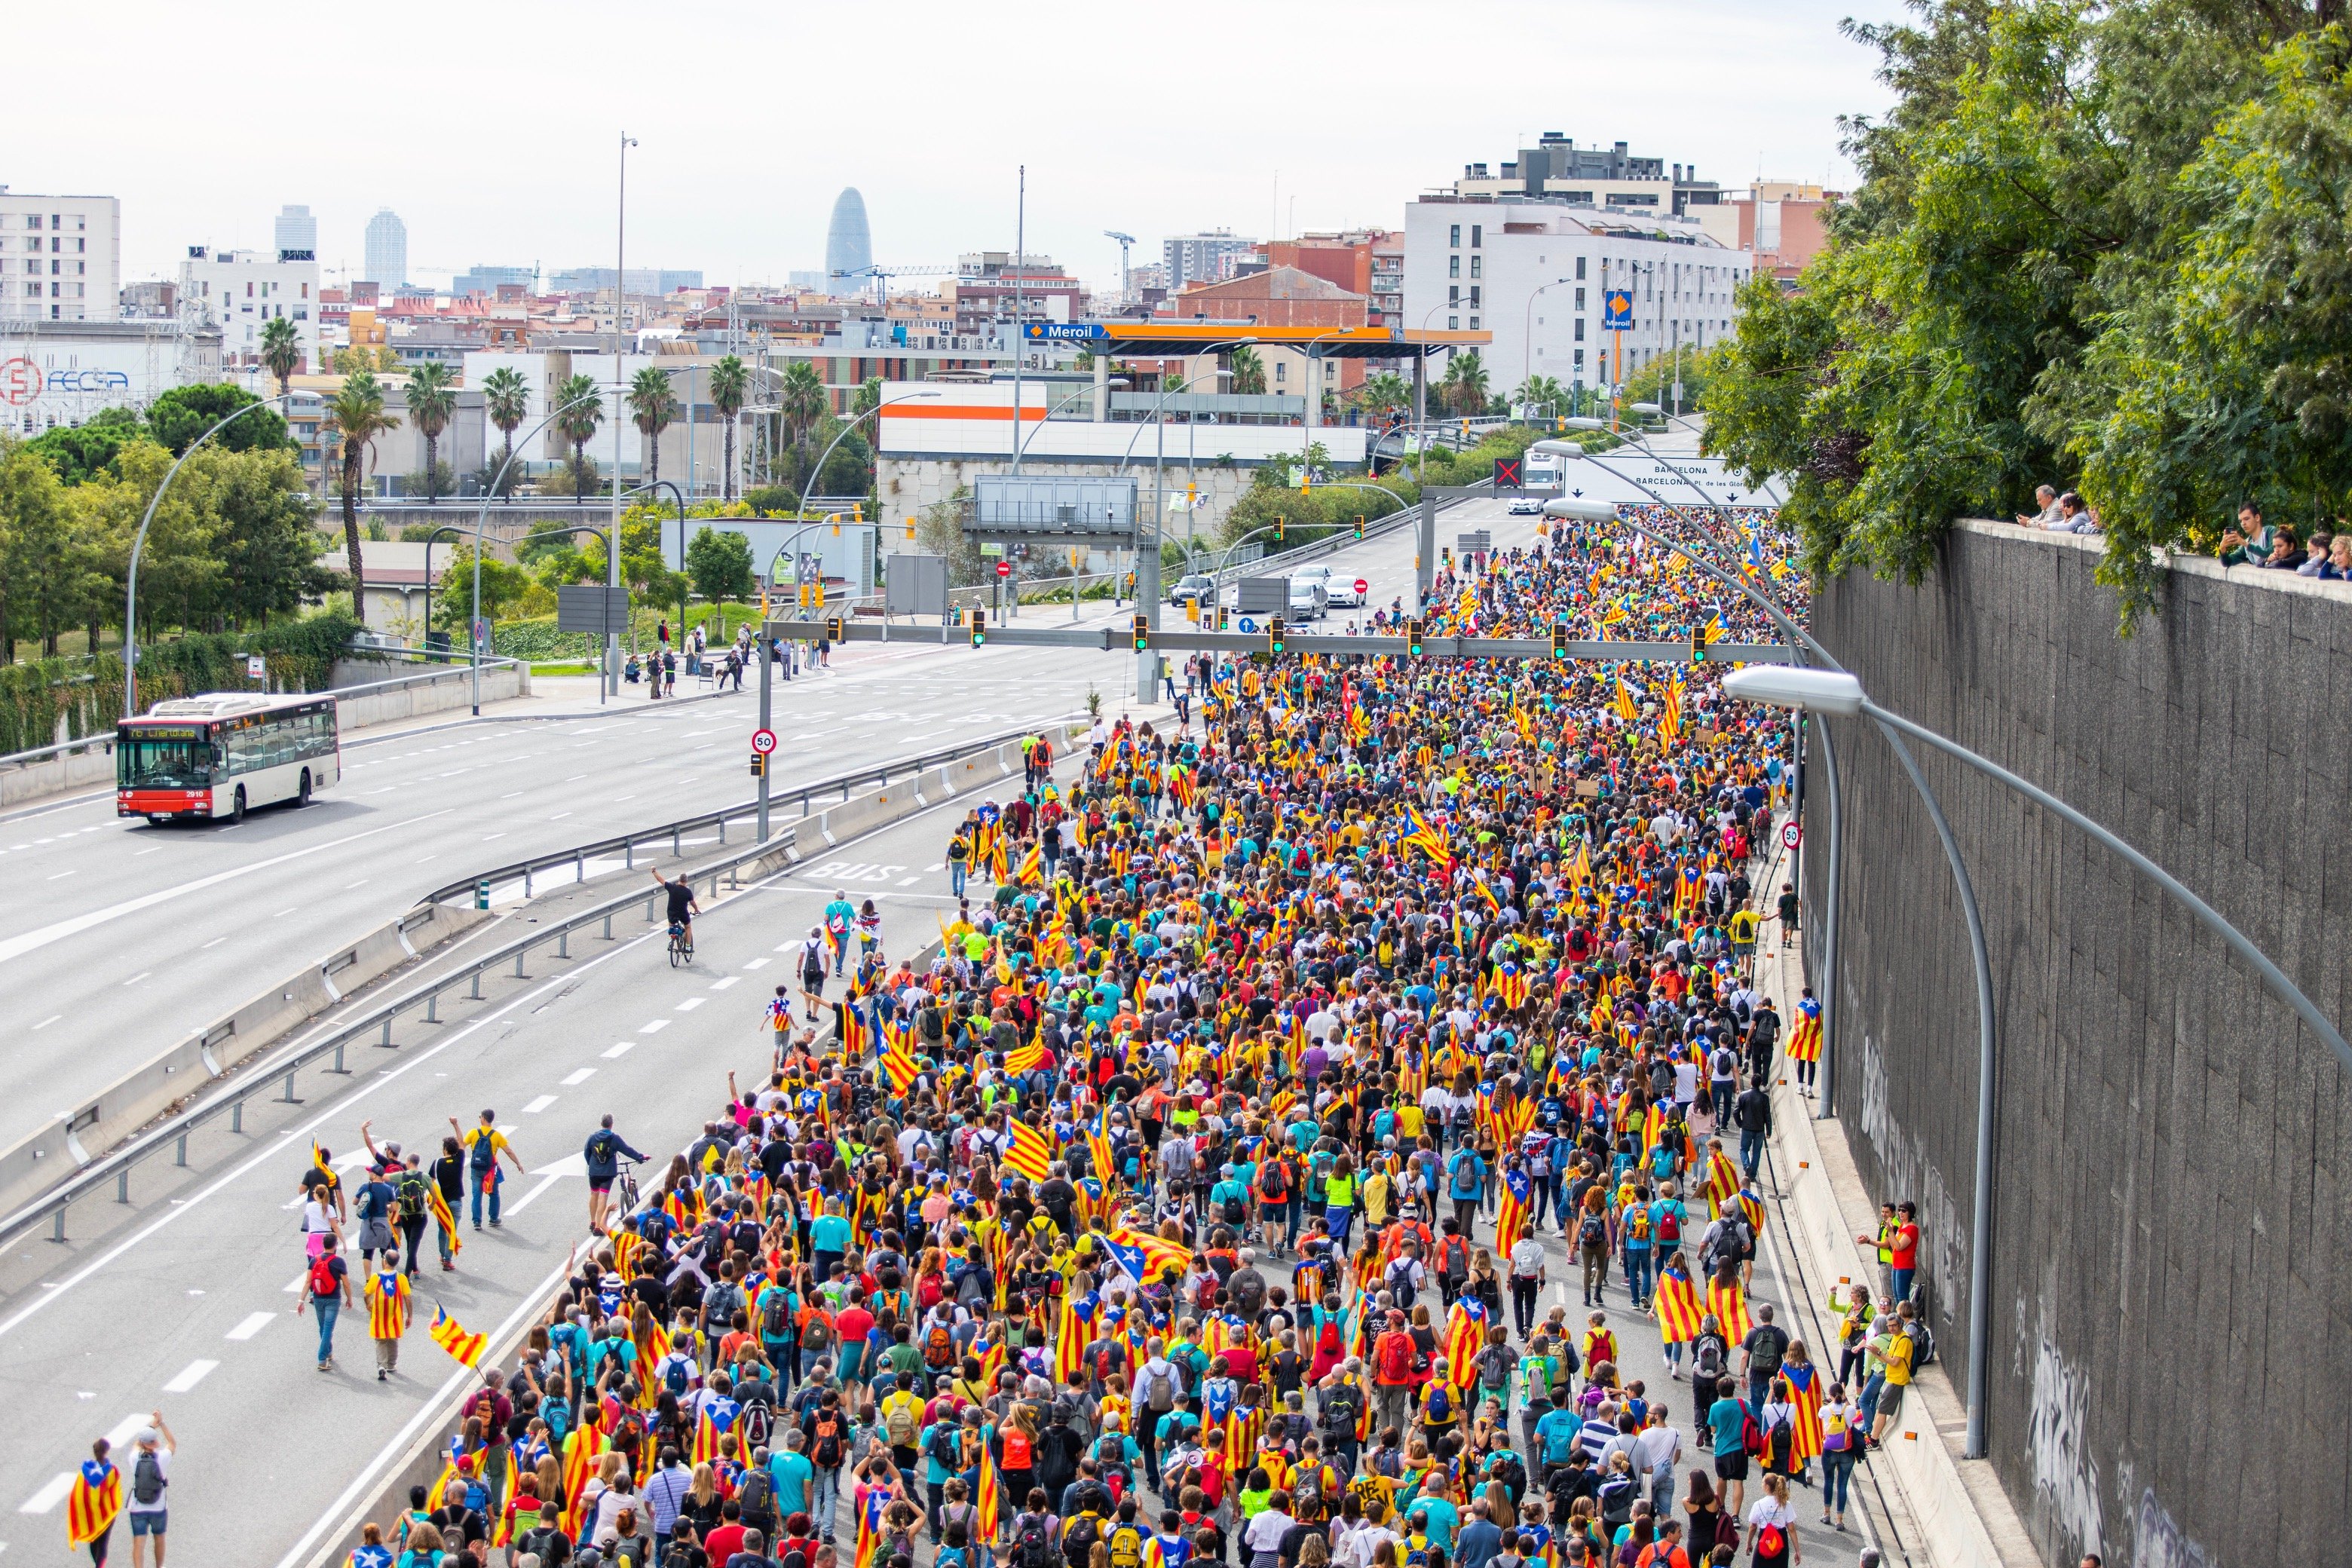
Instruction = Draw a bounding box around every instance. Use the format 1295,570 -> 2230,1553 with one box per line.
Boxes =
1229,348 -> 1267,396
433,544 -> 533,627
628,366 -> 681,486
322,369 -> 400,626
1438,351 -> 1491,415
260,317 -> 303,397
551,372 -> 605,499
1514,374 -> 1571,418
26,407 -> 143,485
1352,372 -> 1412,418
480,366 -> 531,493
0,436 -> 82,659
852,375 -> 883,418
779,360 -> 827,450
684,525 -> 755,601
146,384 -> 293,458
707,355 -> 749,501
185,445 -> 332,626
403,362 -> 458,503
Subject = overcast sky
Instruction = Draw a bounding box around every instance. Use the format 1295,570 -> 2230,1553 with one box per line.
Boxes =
16,0 -> 1895,293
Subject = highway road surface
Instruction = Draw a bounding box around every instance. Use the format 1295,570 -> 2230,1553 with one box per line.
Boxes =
0,499 -> 1523,1563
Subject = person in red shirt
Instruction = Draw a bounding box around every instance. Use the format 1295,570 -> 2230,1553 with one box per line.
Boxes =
1888,1202 -> 1921,1304
835,1299 -> 877,1386
703,1501 -> 749,1563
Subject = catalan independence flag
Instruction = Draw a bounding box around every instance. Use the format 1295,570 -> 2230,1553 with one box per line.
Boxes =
880,1037 -> 920,1096
1787,994 -> 1824,1062
1707,1279 -> 1754,1342
1442,1296 -> 1487,1395
975,1429 -> 1002,1542
1005,1040 -> 1047,1077
426,1181 -> 462,1255
429,1305 -> 487,1367
67,1460 -> 121,1549
1104,1223 -> 1193,1285
1652,1268 -> 1705,1344
1004,1119 -> 1052,1183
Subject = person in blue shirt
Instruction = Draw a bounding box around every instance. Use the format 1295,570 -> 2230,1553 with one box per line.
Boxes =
1534,1388 -> 1585,1482
1707,1388 -> 1751,1517
768,1429 -> 816,1522
1446,1144 -> 1487,1235
810,1197 -> 853,1282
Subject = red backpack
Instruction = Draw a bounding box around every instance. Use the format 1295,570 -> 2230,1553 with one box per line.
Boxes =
1376,1331 -> 1416,1384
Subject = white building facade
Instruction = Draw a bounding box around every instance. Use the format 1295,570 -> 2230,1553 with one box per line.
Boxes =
1162,231 -> 1257,292
178,247 -> 323,372
0,191 -> 121,324
1401,198 -> 1750,403
363,208 -> 408,286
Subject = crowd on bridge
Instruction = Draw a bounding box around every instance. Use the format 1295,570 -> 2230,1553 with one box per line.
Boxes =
66,510 -> 1937,1568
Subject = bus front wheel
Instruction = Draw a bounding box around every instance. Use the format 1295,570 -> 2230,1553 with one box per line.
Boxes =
297,769 -> 311,807
230,786 -> 246,825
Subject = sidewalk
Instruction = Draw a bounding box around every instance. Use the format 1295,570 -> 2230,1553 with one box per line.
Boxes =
1751,825 -> 2038,1568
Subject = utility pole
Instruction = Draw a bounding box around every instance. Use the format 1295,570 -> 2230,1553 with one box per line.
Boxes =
608,133 -> 636,702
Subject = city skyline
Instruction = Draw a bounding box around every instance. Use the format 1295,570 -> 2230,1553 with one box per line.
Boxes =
11,0 -> 1890,295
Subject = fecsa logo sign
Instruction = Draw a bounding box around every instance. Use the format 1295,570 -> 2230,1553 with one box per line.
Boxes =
49,368 -> 130,394
0,357 -> 36,407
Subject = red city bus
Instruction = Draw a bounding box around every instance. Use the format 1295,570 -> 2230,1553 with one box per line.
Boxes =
116,693 -> 341,824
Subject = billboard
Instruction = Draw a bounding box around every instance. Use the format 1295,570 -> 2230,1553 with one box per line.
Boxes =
970,474 -> 1138,540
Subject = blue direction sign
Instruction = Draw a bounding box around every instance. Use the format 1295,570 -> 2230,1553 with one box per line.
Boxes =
1024,322 -> 1108,341
1236,615 -> 1258,635
1602,290 -> 1634,332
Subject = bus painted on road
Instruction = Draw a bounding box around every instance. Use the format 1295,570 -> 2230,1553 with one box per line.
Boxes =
115,693 -> 340,824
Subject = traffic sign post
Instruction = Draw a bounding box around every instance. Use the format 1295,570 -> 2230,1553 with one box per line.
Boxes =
751,728 -> 778,755
1781,821 -> 1802,850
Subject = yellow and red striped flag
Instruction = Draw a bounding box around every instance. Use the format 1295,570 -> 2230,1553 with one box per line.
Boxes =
1707,1279 -> 1753,1342
67,1462 -> 121,1549
1652,1269 -> 1706,1344
429,1305 -> 487,1367
1004,1119 -> 1052,1183
975,1431 -> 1002,1542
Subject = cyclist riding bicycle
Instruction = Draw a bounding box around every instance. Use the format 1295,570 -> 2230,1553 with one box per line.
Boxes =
651,869 -> 701,950
822,887 -> 856,976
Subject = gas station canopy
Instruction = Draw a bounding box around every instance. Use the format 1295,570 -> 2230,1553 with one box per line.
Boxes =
1089,322 -> 1491,359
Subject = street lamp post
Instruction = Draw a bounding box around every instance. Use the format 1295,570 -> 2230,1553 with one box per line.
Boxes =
1721,661 -> 2352,1462
1118,358 -> 1239,703
610,133 -> 639,698
1521,278 -> 1573,397
1010,381 -> 1127,622
124,394 -> 294,718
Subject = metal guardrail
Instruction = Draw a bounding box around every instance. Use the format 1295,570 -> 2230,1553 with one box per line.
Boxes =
0,654 -> 528,771
0,824 -> 798,1253
413,717 -> 1068,906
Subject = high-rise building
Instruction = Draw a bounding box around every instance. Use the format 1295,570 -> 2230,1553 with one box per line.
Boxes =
274,204 -> 317,261
0,190 -> 121,323
362,208 -> 408,286
453,264 -> 537,297
1162,231 -> 1256,292
825,188 -> 873,287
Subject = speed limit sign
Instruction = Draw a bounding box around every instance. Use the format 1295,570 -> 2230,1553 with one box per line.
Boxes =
751,728 -> 778,755
1781,821 -> 1802,850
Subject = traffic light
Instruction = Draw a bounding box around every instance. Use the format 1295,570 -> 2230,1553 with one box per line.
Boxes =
1132,613 -> 1150,651
1275,515 -> 1286,543
1691,625 -> 1707,664
825,616 -> 844,643
812,581 -> 826,608
1268,616 -> 1286,656
749,752 -> 767,777
1352,515 -> 1365,541
1300,471 -> 1312,495
969,606 -> 988,648
1551,623 -> 1570,660
1405,618 -> 1424,655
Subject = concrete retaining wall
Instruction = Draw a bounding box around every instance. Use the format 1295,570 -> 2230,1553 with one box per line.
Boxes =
0,902 -> 489,1224
1803,521 -> 2352,1566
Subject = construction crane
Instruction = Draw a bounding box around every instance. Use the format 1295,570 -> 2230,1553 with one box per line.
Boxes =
1104,231 -> 1136,305
832,264 -> 954,308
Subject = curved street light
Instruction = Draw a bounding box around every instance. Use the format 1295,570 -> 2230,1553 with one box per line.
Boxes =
124,394 -> 295,718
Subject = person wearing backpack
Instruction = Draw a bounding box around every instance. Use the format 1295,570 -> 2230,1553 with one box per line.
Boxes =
1131,1346 -> 1185,1495
389,1154 -> 432,1278
1256,1155 -> 1293,1253
881,1373 -> 929,1485
1371,1308 -> 1419,1440
296,1245 -> 352,1372
1575,1197 -> 1610,1306
120,1414 -> 173,1567
1740,1472 -> 1799,1566
1010,1493 -> 1059,1568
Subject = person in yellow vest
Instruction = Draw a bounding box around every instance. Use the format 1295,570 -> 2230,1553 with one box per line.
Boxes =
365,1253 -> 412,1382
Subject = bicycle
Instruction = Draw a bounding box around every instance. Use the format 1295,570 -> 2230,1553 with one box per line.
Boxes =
669,921 -> 694,967
614,1156 -> 642,1217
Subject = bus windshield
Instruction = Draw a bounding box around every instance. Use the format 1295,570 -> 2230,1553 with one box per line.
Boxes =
118,733 -> 216,790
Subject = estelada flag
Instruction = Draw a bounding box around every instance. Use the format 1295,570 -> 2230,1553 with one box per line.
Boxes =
429,1304 -> 487,1367
1652,1269 -> 1705,1345
1707,1278 -> 1754,1341
975,1432 -> 1002,1542
1004,1120 -> 1052,1183
67,1460 -> 121,1548
425,1182 -> 462,1254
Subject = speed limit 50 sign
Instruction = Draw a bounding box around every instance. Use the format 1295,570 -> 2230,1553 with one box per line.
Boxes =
751,728 -> 778,755
1781,821 -> 1802,850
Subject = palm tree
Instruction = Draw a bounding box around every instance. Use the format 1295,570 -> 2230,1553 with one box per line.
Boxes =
481,366 -> 530,493
1228,347 -> 1267,397
1441,351 -> 1492,416
259,317 -> 302,398
628,366 -> 681,486
1355,370 -> 1411,419
551,372 -> 605,498
707,356 -> 749,501
1514,374 -> 1569,420
323,369 -> 400,627
779,360 -> 826,451
404,361 -> 457,501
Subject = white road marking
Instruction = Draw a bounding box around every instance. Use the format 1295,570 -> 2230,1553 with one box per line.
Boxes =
675,997 -> 705,1012
32,1015 -> 60,1030
560,1067 -> 596,1086
201,936 -> 225,949
162,1358 -> 219,1392
743,957 -> 768,969
19,1471 -> 73,1514
639,1018 -> 669,1034
0,812 -> 449,971
600,1041 -> 635,1059
345,879 -> 370,890
709,975 -> 739,991
271,907 -> 297,918
45,871 -> 72,880
521,1095 -> 557,1113
501,791 -> 525,799
225,1310 -> 275,1340
121,971 -> 152,987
